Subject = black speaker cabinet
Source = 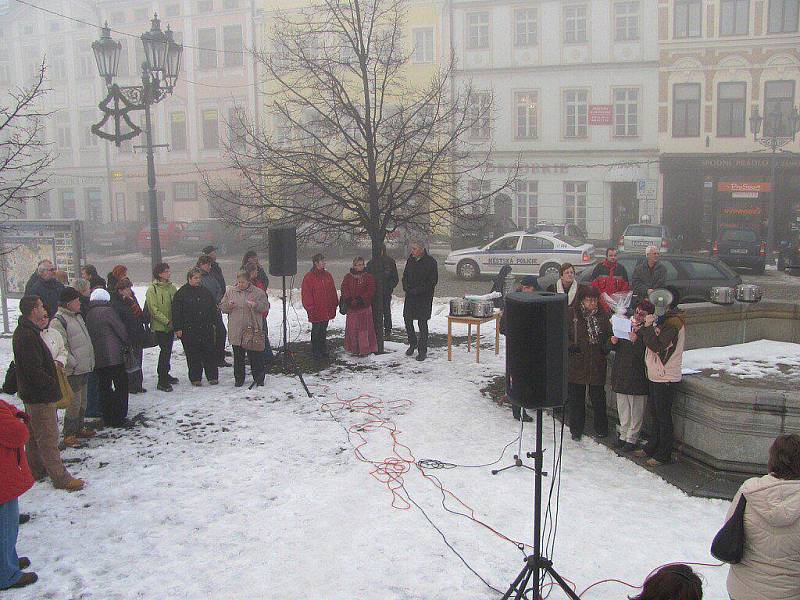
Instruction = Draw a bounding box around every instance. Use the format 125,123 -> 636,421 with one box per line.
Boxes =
505,291 -> 568,409
268,227 -> 297,276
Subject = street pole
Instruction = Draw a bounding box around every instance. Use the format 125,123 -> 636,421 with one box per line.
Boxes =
142,71 -> 163,269
767,146 -> 778,258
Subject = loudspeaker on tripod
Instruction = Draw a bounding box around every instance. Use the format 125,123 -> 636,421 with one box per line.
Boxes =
504,291 -> 567,409
268,227 -> 298,276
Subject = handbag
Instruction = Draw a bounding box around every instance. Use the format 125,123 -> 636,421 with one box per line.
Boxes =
55,365 -> 74,410
141,303 -> 159,348
710,494 -> 746,563
339,295 -> 349,316
123,345 -> 140,374
241,309 -> 266,352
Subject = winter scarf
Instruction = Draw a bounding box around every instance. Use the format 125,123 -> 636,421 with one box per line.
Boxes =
580,304 -> 601,345
557,279 -> 577,306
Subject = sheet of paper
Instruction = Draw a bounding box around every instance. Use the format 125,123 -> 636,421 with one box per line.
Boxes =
611,314 -> 632,340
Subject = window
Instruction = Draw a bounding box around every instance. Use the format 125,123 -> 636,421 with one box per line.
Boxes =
37,193 -> 52,219
198,28 -> 217,70
717,82 -> 746,137
467,179 -> 491,214
614,2 -> 639,40
672,83 -> 701,137
468,92 -> 491,139
165,4 -> 180,17
228,107 -> 246,150
564,182 -> 587,231
677,259 -> 727,279
764,81 -> 796,136
412,28 -> 434,63
80,110 -> 98,148
515,91 -> 538,139
613,88 -> 639,137
223,25 -> 243,68
86,189 -> 103,221
197,0 -> 213,13
720,0 -> 750,35
274,114 -> 292,144
135,40 -> 146,73
564,5 -> 588,43
202,108 -> 219,149
514,8 -> 538,46
115,193 -> 126,222
768,0 -> 799,32
170,111 -> 187,151
515,181 -> 538,230
49,45 -> 66,81
674,0 -> 702,38
174,182 -> 197,202
56,112 -> 71,149
74,41 -> 94,78
489,236 -> 520,251
521,236 -> 554,250
48,21 -> 61,33
564,89 -> 588,138
110,11 -> 125,24
60,190 -> 76,219
0,62 -> 10,85
466,12 -> 490,49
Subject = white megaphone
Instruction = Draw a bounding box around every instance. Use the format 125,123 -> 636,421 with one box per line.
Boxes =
648,288 -> 674,317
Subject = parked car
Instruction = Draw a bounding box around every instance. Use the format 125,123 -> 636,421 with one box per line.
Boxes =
617,223 -> 676,254
86,222 -> 140,255
445,231 -> 595,280
136,221 -> 188,254
177,219 -> 228,255
578,253 -> 742,303
712,227 -> 766,274
528,222 -> 588,244
778,234 -> 800,273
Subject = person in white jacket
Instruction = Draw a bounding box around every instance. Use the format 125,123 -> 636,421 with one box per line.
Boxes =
726,434 -> 800,600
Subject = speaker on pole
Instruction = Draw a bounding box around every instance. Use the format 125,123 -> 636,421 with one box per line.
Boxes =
268,227 -> 297,276
505,291 -> 568,410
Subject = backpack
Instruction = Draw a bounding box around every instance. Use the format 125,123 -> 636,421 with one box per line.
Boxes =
2,361 -> 17,395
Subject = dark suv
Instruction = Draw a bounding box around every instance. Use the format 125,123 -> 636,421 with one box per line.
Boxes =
712,227 -> 766,274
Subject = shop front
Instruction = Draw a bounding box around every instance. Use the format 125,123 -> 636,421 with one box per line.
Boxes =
660,154 -> 800,250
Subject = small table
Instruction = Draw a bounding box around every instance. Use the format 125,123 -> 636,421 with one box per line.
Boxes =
447,312 -> 501,363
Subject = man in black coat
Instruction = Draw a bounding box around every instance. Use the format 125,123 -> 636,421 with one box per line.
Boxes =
631,246 -> 668,302
199,253 -> 230,367
401,242 -> 438,361
172,268 -> 220,385
12,296 -> 83,491
367,244 -> 399,339
28,261 -> 64,318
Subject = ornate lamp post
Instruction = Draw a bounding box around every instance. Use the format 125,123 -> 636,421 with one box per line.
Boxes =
91,16 -> 183,268
749,104 -> 800,258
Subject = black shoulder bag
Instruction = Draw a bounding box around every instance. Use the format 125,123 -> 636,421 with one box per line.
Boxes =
710,494 -> 746,564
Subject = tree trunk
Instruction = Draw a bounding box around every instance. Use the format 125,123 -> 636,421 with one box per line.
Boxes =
371,233 -> 385,354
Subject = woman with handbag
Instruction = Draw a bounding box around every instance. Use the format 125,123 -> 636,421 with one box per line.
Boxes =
111,278 -> 147,394
221,271 -> 269,388
724,434 -> 800,600
341,256 -> 377,356
245,263 -> 274,364
172,268 -> 219,387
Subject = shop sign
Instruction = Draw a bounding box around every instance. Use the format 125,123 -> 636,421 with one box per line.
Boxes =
636,179 -> 657,200
588,105 -> 613,125
718,182 -> 772,193
722,205 -> 762,216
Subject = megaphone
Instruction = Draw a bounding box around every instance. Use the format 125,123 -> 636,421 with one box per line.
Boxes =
648,288 -> 674,317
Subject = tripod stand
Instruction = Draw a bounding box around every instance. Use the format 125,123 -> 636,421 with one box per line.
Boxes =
501,408 -> 578,600
491,409 -> 535,475
259,274 -> 312,397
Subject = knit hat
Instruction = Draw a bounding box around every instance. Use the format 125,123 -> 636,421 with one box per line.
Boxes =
519,275 -> 538,289
202,245 -> 216,254
59,286 -> 81,305
90,288 -> 111,303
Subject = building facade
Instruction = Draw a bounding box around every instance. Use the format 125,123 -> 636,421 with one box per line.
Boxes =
658,0 -> 800,249
449,0 -> 661,244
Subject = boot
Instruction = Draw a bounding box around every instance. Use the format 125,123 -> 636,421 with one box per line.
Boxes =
56,477 -> 85,492
2,572 -> 38,590
157,382 -> 173,392
405,346 -> 416,356
63,436 -> 81,448
415,350 -> 427,361
167,375 -> 179,384
18,557 -> 30,569
208,379 -> 219,385
191,381 -> 202,387
76,427 -> 96,439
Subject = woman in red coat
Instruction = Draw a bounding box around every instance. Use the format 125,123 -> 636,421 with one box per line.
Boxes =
0,400 -> 37,590
341,256 -> 378,356
301,254 -> 339,359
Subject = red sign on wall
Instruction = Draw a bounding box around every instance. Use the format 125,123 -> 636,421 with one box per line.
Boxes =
717,182 -> 772,193
588,105 -> 613,125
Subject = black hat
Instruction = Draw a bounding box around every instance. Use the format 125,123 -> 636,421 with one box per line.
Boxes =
520,275 -> 538,288
202,245 -> 216,254
60,286 -> 81,305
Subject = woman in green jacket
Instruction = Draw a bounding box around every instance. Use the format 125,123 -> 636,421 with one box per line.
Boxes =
145,263 -> 178,392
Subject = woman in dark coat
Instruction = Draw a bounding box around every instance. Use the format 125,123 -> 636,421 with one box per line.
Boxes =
401,242 -> 438,361
172,268 -> 220,386
111,278 -> 147,394
341,256 -> 377,356
609,299 -> 654,451
567,285 -> 611,441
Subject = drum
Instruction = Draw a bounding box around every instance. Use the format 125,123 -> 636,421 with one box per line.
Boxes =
470,299 -> 494,318
736,284 -> 762,303
449,298 -> 471,316
709,287 -> 735,305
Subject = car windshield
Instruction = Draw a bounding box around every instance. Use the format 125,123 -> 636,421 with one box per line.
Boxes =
625,225 -> 664,237
720,228 -> 757,243
554,233 -> 581,247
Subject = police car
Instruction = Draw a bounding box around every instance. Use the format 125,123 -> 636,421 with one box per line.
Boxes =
445,231 -> 596,280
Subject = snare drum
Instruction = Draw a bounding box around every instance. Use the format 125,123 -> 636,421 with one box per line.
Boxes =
470,299 -> 494,318
449,298 -> 470,316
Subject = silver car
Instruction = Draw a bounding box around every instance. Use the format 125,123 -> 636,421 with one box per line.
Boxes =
617,224 -> 675,254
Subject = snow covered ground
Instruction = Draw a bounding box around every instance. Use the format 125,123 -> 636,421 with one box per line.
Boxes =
683,340 -> 800,381
2,291 -> 734,599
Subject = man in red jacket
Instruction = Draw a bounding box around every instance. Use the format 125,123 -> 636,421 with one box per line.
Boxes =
0,400 -> 37,590
301,254 -> 339,359
590,248 -> 630,310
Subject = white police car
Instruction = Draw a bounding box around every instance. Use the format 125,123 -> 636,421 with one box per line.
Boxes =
445,231 -> 596,280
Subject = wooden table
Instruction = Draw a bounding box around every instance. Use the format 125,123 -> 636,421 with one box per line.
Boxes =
447,312 -> 501,363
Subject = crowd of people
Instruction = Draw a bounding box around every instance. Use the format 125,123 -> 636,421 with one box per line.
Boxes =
1,243 -> 797,597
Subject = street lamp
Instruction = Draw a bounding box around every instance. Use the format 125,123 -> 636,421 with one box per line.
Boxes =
91,15 -> 183,269
749,104 -> 800,258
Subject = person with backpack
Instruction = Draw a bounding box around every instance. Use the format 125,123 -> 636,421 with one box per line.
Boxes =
145,263 -> 178,392
49,287 -> 96,448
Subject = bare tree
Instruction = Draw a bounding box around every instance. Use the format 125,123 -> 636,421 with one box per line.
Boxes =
206,0 -> 514,351
0,62 -> 53,227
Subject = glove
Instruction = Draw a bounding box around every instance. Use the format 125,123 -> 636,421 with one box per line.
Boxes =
568,345 -> 581,355
352,297 -> 364,308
